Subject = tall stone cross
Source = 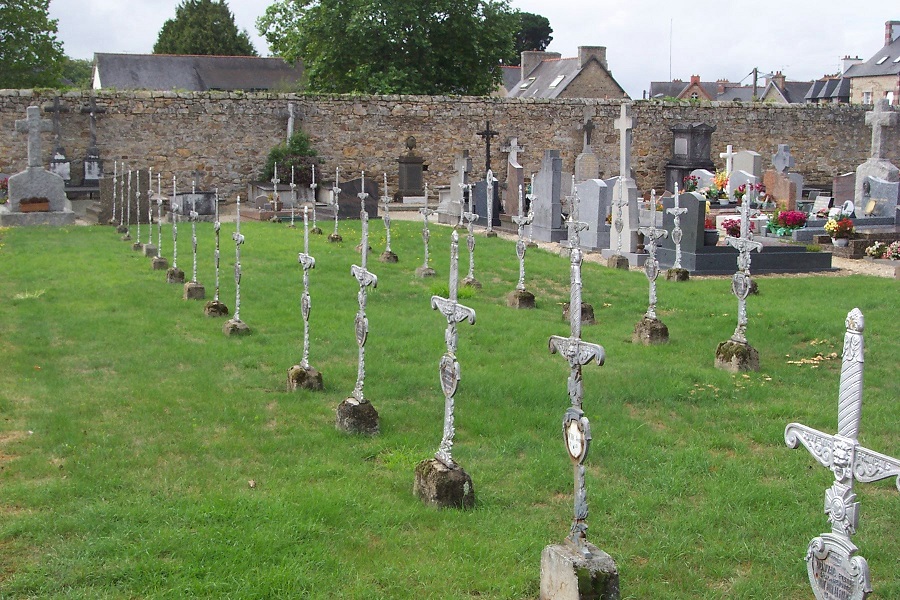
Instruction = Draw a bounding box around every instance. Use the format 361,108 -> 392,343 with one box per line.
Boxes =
502,136 -> 524,166
638,190 -> 668,320
725,191 -> 762,344
477,120 -> 499,174
785,308 -> 900,600
16,106 -> 53,169
773,144 -> 795,175
666,183 -> 688,270
549,202 -> 605,559
232,195 -> 246,322
430,229 -> 476,468
719,144 -> 736,198
80,95 -> 106,151
298,205 -> 316,369
865,99 -> 898,160
512,184 -> 534,291
42,97 -> 68,156
613,103 -> 633,179
349,209 -> 378,404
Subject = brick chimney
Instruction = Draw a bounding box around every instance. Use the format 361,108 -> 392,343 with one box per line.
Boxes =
690,74 -> 700,85
770,71 -> 786,90
578,46 -> 608,70
886,20 -> 900,46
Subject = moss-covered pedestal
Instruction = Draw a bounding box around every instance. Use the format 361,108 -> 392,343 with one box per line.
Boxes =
540,543 -> 620,600
223,318 -> 250,336
203,300 -> 229,317
166,267 -> 185,284
336,398 -> 379,435
562,302 -> 595,326
665,268 -> 690,282
632,316 -> 669,345
151,256 -> 169,271
413,458 -> 475,510
183,281 -> 205,300
714,339 -> 760,372
607,254 -> 629,270
287,364 -> 323,391
507,288 -> 535,309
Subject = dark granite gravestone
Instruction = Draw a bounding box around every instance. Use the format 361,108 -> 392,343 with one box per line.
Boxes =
665,122 -> 716,193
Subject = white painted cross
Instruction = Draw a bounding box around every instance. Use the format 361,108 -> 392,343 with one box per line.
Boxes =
719,144 -> 736,198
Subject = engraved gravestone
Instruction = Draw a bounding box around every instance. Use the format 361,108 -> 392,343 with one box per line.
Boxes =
785,308 -> 900,600
531,150 -> 566,243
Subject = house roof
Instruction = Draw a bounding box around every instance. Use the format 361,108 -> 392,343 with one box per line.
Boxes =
761,80 -> 813,103
844,36 -> 900,78
92,53 -> 305,91
500,65 -> 521,95
717,86 -> 755,102
506,54 -> 627,99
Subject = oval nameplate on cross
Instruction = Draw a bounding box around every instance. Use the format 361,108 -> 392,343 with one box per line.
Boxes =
732,272 -> 750,300
355,313 -> 368,346
439,354 -> 459,398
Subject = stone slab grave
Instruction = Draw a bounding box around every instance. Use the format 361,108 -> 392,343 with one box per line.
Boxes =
530,150 -> 567,243
785,309 -> 900,600
173,191 -> 217,221
0,105 -> 75,226
576,178 -> 612,253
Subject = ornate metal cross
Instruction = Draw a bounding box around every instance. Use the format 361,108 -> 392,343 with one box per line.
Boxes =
271,162 -> 280,209
212,188 -> 220,299
476,120 -> 499,173
865,99 -> 898,160
638,190 -> 669,320
126,170 -> 133,236
232,195 -> 246,322
613,176 -> 626,256
135,171 -> 142,245
349,209 -> 377,405
548,205 -> 605,559
146,167 -> 154,245
381,173 -> 393,254
156,173 -> 164,258
310,163 -> 320,233
785,308 -> 900,600
725,191 -> 762,343
297,205 -> 316,370
666,183 -> 688,270
485,169 -> 496,235
420,182 -> 435,271
331,167 -> 341,237
430,229 -> 476,468
526,174 -> 537,246
289,165 -> 297,227
171,176 -> 179,269
190,184 -> 199,282
460,183 -> 480,283
118,165 -> 126,228
511,184 -> 534,291
111,161 -> 118,224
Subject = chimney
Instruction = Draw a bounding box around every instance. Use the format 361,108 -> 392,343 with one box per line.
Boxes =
690,74 -> 700,85
771,71 -> 786,90
842,55 -> 863,74
578,46 -> 608,70
886,20 -> 900,46
521,50 -> 559,80
716,79 -> 728,95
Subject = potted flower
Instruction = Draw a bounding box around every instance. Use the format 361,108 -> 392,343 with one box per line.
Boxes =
0,176 -> 8,203
766,210 -> 807,237
682,175 -> 699,192
824,217 -> 854,246
703,215 -> 719,246
722,218 -> 753,238
713,170 -> 729,204
733,182 -> 763,205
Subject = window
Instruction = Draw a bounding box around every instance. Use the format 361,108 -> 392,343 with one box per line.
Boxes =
690,92 -> 699,99
548,75 -> 566,89
893,55 -> 900,63
519,77 -> 536,90
887,91 -> 895,104
862,91 -> 872,104
876,56 -> 888,65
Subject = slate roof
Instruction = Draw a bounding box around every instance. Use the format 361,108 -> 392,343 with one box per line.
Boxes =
761,80 -> 814,103
506,55 -> 627,99
717,86 -> 755,102
93,53 -> 305,91
499,65 -> 522,95
843,36 -> 900,78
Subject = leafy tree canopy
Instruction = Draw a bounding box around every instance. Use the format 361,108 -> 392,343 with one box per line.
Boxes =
61,57 -> 93,88
0,0 -> 66,88
511,11 -> 552,65
261,130 -> 318,184
154,0 -> 257,56
257,0 -> 518,96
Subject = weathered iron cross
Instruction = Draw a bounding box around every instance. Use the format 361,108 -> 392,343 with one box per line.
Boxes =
297,206 -> 316,369
350,209 -> 377,404
725,191 -> 762,343
638,190 -> 669,320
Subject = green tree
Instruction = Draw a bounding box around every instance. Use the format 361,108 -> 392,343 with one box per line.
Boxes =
257,0 -> 517,96
0,0 -> 66,88
154,0 -> 257,56
260,130 -> 318,184
511,11 -> 552,65
61,57 -> 94,88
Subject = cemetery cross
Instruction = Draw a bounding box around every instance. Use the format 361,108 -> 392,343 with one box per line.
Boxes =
125,170 -> 132,237
725,190 -> 762,343
613,103 -> 633,180
719,144 -> 736,198
638,190 -> 669,320
271,162 -> 280,211
290,165 -> 296,227
548,203 -> 605,559
190,183 -> 199,282
381,173 -> 393,254
583,118 -> 595,149
41,98 -> 67,159
349,206 -> 378,405
172,176 -> 179,270
232,196 -> 246,322
430,229 -> 476,468
512,184 -> 534,291
310,163 -> 321,233
419,182 -> 435,274
213,189 -> 220,299
134,170 -> 142,247
785,308 -> 900,600
156,173 -> 164,258
17,105 -> 52,168
865,99 -> 899,160
298,205 -> 316,369
476,120 -> 499,174
80,95 -> 105,152
118,164 -> 126,229
331,167 -> 341,240
666,183 -> 688,270
111,161 -> 117,224
485,169 -> 496,235
461,183 -> 480,285
146,167 -> 154,246
526,174 -> 537,247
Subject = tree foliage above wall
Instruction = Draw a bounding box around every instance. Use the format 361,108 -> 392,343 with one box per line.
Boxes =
154,0 -> 257,56
257,0 -> 518,96
0,0 -> 66,89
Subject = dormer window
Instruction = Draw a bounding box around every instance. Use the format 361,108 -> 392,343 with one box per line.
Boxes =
519,77 -> 536,89
548,75 -> 566,89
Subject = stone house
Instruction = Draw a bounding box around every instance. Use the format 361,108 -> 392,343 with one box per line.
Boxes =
758,72 -> 814,104
844,20 -> 900,105
504,47 -> 629,99
649,73 -> 811,103
91,53 -> 305,92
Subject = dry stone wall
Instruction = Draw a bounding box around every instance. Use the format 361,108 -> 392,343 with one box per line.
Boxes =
1,89 -> 896,202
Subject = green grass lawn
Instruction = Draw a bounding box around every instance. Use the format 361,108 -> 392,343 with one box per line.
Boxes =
0,220 -> 897,599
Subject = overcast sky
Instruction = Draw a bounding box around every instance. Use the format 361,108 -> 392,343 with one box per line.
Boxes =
49,0 -> 892,98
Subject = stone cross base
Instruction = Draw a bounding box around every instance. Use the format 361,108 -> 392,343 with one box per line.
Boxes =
116,224 -> 128,234
539,543 -> 619,600
601,249 -> 649,269
142,244 -> 157,257
665,268 -> 690,282
484,230 -> 498,238
327,233 -> 343,243
311,226 -> 323,235
121,233 -> 131,241
379,250 -> 398,263
507,289 -> 536,309
223,318 -> 250,336
151,257 -> 169,271
183,282 -> 206,300
714,340 -> 760,372
606,254 -> 629,270
632,316 -> 669,345
415,265 -> 436,278
336,398 -> 379,435
462,276 -> 481,289
0,210 -> 75,227
562,302 -> 595,326
413,458 -> 475,510
165,267 -> 185,284
132,242 -> 143,252
203,300 -> 229,317
287,364 -> 324,391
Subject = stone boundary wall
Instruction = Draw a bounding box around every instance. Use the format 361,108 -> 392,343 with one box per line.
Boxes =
1,89 -> 896,202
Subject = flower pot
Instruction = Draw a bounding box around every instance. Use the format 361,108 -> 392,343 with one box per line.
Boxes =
831,237 -> 849,247
20,201 -> 50,212
703,229 -> 720,246
718,199 -> 729,206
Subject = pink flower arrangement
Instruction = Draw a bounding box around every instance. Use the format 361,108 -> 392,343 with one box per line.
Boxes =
722,218 -> 753,238
683,175 -> 699,192
734,182 -> 764,201
0,177 -> 8,192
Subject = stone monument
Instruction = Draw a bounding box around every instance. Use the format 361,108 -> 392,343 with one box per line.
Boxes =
785,308 -> 900,600
855,100 -> 899,221
223,196 -> 250,336
633,190 -> 670,345
664,122 -> 716,194
715,191 -> 762,372
288,206 -> 324,391
531,150 -> 566,243
204,189 -> 228,316
543,208 -> 617,600
0,106 -> 75,226
398,136 -> 425,200
336,209 -> 379,435
414,229 -> 477,509
508,184 -> 535,309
